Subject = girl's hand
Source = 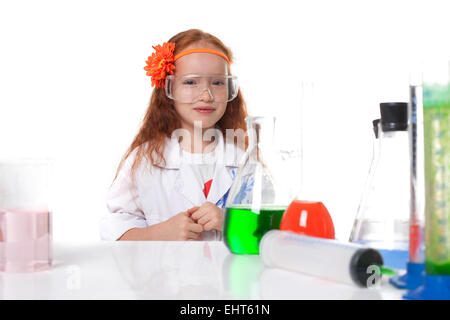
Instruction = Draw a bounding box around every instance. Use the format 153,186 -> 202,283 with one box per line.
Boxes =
160,211 -> 203,240
189,202 -> 224,232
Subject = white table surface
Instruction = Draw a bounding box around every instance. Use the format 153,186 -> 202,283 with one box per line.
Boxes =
0,241 -> 407,300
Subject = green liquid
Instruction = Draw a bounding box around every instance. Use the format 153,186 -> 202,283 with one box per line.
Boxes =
423,83 -> 450,275
223,205 -> 287,254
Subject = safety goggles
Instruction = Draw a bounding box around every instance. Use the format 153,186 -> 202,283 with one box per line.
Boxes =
165,74 -> 239,103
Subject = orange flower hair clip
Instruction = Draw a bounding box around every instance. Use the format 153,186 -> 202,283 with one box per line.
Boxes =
144,42 -> 231,89
144,42 -> 176,88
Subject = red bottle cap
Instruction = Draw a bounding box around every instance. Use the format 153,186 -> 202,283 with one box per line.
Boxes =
280,200 -> 335,239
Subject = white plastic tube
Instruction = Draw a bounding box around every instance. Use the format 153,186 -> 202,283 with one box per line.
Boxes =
260,230 -> 384,287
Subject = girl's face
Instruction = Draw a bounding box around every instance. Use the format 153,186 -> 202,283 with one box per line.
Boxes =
172,43 -> 229,132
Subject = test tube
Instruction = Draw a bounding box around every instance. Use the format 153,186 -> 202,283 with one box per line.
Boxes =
260,230 -> 384,288
388,71 -> 427,290
423,60 -> 450,276
408,78 -> 426,264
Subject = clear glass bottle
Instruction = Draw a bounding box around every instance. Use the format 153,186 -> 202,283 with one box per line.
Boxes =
349,103 -> 410,269
223,116 -> 300,255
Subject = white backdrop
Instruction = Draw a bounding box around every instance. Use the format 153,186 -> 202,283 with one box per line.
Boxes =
1,0 -> 449,241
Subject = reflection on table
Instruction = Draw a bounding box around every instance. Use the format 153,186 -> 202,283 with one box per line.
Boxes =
0,241 -> 405,299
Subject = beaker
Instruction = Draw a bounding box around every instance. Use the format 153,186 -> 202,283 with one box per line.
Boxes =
349,102 -> 410,269
223,116 -> 300,254
423,60 -> 450,276
0,159 -> 52,272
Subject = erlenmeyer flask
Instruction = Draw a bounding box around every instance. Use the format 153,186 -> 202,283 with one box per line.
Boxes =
349,102 -> 410,269
223,116 -> 299,255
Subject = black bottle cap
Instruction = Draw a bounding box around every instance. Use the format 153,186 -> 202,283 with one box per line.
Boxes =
372,119 -> 380,138
350,248 -> 384,287
380,102 -> 408,132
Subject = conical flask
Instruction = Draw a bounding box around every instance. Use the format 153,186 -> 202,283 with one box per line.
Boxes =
223,116 -> 299,255
349,102 -> 410,269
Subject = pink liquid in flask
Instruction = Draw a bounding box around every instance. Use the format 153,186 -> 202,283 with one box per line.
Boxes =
0,208 -> 52,272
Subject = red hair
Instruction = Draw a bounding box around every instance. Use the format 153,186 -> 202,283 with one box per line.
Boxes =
115,29 -> 248,180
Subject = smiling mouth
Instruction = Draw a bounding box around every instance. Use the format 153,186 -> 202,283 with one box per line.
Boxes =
194,107 -> 215,113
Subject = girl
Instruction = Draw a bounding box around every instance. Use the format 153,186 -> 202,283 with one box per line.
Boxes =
99,29 -> 249,241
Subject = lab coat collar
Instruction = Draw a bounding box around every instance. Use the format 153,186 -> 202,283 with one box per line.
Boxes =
165,131 -> 244,207
162,132 -> 242,170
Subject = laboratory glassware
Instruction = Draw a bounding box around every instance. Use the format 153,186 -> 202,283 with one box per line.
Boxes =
280,200 -> 335,239
0,159 -> 52,272
260,230 -> 384,288
390,73 -> 426,290
349,102 -> 410,269
422,62 -> 450,276
405,59 -> 450,300
223,116 -> 300,255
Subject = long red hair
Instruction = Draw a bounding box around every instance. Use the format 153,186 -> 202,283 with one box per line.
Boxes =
115,29 -> 248,180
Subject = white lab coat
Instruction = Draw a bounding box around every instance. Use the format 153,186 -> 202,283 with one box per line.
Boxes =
99,133 -> 245,241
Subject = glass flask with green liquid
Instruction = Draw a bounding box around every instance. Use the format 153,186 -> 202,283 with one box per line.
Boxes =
423,60 -> 450,276
223,116 -> 301,254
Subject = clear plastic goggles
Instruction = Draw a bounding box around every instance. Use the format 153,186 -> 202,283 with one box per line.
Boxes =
165,74 -> 239,103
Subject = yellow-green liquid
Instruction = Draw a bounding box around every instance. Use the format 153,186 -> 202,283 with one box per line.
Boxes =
423,83 -> 450,275
223,205 -> 287,254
